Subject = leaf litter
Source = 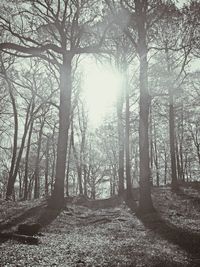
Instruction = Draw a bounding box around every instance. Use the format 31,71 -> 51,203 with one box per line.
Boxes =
0,186 -> 200,266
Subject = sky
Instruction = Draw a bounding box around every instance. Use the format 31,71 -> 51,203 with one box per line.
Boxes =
82,59 -> 122,127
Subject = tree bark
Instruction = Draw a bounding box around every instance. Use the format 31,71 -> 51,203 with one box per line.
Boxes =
175,136 -> 181,180
71,127 -> 83,195
83,164 -> 88,197
48,54 -> 72,208
153,122 -> 159,187
6,103 -> 32,199
169,99 -> 178,189
164,148 -> 168,185
117,85 -> 125,196
165,46 -> 178,190
179,103 -> 185,181
45,135 -> 50,197
125,71 -> 132,202
149,103 -> 154,186
65,131 -> 72,197
34,118 -> 45,199
50,124 -> 56,194
2,67 -> 18,200
136,0 -> 154,213
23,120 -> 34,200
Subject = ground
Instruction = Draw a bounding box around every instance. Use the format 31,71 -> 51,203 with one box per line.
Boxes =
0,185 -> 200,267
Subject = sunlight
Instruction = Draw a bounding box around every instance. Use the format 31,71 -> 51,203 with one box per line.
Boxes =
82,60 -> 122,127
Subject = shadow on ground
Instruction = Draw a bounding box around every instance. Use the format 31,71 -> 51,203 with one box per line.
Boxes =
0,202 -> 63,245
176,188 -> 200,209
137,211 -> 200,267
0,202 -> 47,232
36,206 -> 63,227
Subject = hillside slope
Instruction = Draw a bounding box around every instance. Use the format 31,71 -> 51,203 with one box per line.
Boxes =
0,186 -> 200,267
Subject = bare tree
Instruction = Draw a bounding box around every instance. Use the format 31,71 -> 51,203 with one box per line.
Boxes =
0,1 -> 107,207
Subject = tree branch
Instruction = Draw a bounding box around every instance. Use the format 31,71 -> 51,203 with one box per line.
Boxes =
0,43 -> 65,56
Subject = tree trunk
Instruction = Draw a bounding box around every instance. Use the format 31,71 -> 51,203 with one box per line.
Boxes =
83,164 -> 88,197
169,96 -> 178,189
189,160 -> 192,181
153,121 -> 159,187
164,148 -> 168,185
180,142 -> 184,181
165,46 -> 178,190
136,0 -> 154,213
34,119 -> 45,199
18,170 -> 23,199
149,103 -> 154,186
179,103 -> 184,181
77,166 -> 83,195
117,86 -> 125,196
6,105 -> 31,199
91,180 -> 96,200
112,165 -> 117,196
4,72 -> 18,200
175,137 -> 181,180
66,131 -> 72,197
45,135 -> 50,197
125,72 -> 132,202
133,146 -> 139,184
27,173 -> 34,200
48,54 -> 72,208
71,127 -> 83,195
23,120 -> 34,200
50,125 -> 56,194
185,154 -> 189,182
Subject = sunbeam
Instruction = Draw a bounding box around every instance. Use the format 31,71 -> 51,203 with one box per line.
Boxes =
82,60 -> 122,126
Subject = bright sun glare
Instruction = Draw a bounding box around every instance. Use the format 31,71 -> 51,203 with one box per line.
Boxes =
82,60 -> 122,127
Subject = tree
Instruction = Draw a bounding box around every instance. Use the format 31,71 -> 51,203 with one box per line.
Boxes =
0,56 -> 18,200
0,1 -> 106,207
152,3 -> 193,189
33,113 -> 46,199
23,119 -> 34,200
134,0 -> 155,212
0,56 -> 57,200
104,0 -> 178,212
112,35 -> 135,198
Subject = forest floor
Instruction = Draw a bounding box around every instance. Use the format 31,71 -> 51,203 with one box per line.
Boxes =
0,185 -> 200,267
